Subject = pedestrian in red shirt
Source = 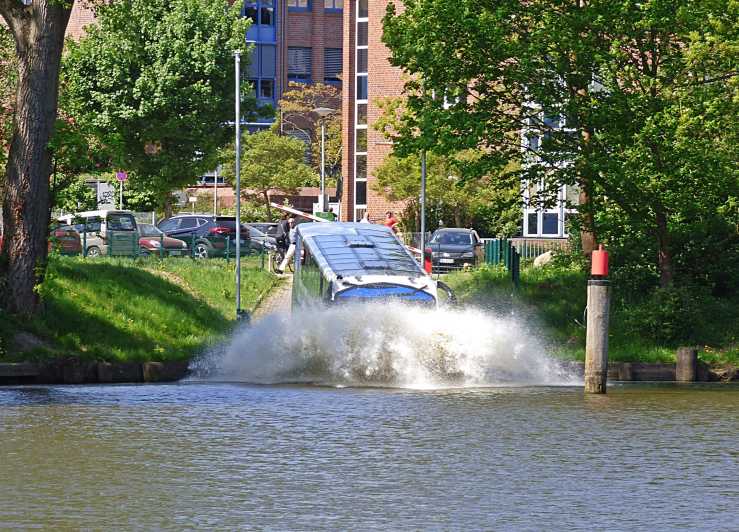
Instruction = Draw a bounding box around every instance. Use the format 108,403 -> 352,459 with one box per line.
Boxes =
384,211 -> 399,233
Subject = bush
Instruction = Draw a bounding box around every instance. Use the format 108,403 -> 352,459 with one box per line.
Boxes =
618,285 -> 726,346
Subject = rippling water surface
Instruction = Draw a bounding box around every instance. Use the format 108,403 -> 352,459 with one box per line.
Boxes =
1,383 -> 737,530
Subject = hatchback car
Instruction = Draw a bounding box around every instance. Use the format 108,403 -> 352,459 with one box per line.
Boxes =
138,224 -> 188,257
48,225 -> 83,255
427,228 -> 484,272
157,215 -> 251,259
245,224 -> 277,251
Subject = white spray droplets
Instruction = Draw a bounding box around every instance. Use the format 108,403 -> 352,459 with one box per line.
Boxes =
194,302 -> 578,388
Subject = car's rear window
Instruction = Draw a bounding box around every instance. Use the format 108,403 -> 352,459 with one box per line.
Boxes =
430,232 -> 473,245
108,213 -> 136,231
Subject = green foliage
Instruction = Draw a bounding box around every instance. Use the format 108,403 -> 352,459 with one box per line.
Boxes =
382,0 -> 739,287
61,0 -> 254,209
276,82 -> 342,184
447,257 -> 739,363
372,151 -> 521,236
219,130 -> 318,218
218,198 -> 273,222
53,175 -> 98,213
0,25 -> 16,189
1,256 -> 277,362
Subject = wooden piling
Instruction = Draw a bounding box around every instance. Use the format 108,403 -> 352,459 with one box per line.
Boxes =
585,279 -> 610,393
676,346 -> 698,382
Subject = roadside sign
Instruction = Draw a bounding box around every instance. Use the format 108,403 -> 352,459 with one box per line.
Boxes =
115,171 -> 128,182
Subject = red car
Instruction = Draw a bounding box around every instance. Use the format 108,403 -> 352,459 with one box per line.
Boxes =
49,225 -> 83,255
138,223 -> 189,257
1,227 -> 82,255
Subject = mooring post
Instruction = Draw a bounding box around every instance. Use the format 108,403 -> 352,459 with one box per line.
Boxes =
676,346 -> 698,382
585,245 -> 610,394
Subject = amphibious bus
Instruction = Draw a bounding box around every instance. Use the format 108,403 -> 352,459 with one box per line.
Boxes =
291,222 -> 453,308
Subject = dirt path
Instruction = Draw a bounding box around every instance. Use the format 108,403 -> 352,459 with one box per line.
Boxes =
252,274 -> 293,320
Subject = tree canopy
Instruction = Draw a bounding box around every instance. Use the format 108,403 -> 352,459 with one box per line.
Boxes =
276,82 -> 342,186
61,0 -> 253,210
0,24 -> 16,193
219,130 -> 318,220
383,0 -> 738,288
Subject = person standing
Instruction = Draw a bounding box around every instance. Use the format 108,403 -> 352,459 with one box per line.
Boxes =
384,211 -> 399,233
277,217 -> 296,274
275,214 -> 290,253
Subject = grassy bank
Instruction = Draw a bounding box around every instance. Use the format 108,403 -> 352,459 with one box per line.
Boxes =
445,264 -> 739,365
0,255 -> 278,363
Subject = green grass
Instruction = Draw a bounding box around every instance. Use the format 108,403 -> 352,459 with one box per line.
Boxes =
445,264 -> 739,365
0,255 -> 278,363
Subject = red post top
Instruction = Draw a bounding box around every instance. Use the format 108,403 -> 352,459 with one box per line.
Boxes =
591,244 -> 609,277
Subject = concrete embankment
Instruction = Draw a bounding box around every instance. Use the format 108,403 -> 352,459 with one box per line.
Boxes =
564,361 -> 738,383
0,360 -> 189,385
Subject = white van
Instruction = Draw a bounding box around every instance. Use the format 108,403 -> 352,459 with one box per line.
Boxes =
58,210 -> 139,257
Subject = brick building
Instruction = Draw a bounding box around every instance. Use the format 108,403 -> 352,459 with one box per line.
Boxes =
339,0 -> 404,222
65,1 -> 343,108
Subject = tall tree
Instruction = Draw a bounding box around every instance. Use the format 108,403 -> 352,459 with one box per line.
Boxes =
219,130 -> 318,220
61,0 -> 252,214
276,82 -> 342,184
373,151 -> 521,236
0,24 -> 16,189
0,0 -> 73,315
382,0 -> 738,287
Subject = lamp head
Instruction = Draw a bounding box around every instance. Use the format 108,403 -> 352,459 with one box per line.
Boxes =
313,107 -> 336,118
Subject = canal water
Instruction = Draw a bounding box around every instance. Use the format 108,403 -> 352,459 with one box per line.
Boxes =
1,383 -> 737,529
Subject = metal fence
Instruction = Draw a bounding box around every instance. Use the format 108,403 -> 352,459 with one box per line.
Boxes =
70,230 -> 270,269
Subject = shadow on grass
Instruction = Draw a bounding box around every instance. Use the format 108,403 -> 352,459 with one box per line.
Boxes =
27,260 -> 232,362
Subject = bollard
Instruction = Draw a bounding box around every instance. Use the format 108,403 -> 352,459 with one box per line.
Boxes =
676,346 -> 698,382
585,244 -> 611,393
585,279 -> 610,393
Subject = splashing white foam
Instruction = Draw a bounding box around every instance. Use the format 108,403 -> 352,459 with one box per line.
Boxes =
192,302 -> 578,388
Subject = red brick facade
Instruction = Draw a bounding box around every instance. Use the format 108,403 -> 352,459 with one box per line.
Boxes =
65,2 -> 343,101
65,1 -> 97,40
340,0 -> 406,222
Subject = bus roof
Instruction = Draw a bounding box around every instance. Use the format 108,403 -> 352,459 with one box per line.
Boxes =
297,222 -> 425,279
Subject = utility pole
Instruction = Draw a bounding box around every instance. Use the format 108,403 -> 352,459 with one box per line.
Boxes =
234,50 -> 243,320
420,151 -> 427,252
213,167 -> 218,216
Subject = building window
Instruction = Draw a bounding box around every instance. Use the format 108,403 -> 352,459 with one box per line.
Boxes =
288,0 -> 309,10
324,0 -> 342,10
324,48 -> 342,85
259,79 -> 274,99
245,0 -> 275,26
356,103 -> 367,125
355,180 -> 367,205
288,47 -> 312,82
354,0 -> 369,222
356,75 -> 367,100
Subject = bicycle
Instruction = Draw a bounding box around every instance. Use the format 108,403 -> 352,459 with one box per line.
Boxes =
269,242 -> 293,274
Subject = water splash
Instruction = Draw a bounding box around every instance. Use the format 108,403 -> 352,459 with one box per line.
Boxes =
192,302 -> 578,388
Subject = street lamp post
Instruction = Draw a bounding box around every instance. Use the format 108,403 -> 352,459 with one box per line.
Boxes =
313,107 -> 336,213
234,50 -> 243,319
420,151 -> 427,252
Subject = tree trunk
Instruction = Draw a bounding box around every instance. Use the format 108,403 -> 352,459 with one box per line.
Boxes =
163,196 -> 173,219
263,190 -> 271,220
655,209 -> 673,287
0,2 -> 72,315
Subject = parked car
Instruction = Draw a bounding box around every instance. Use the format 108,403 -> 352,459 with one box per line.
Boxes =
156,215 -> 251,259
138,223 -> 188,257
49,224 -> 83,255
1,226 -> 83,256
245,224 -> 277,251
248,222 -> 278,237
58,210 -> 139,257
427,228 -> 484,272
